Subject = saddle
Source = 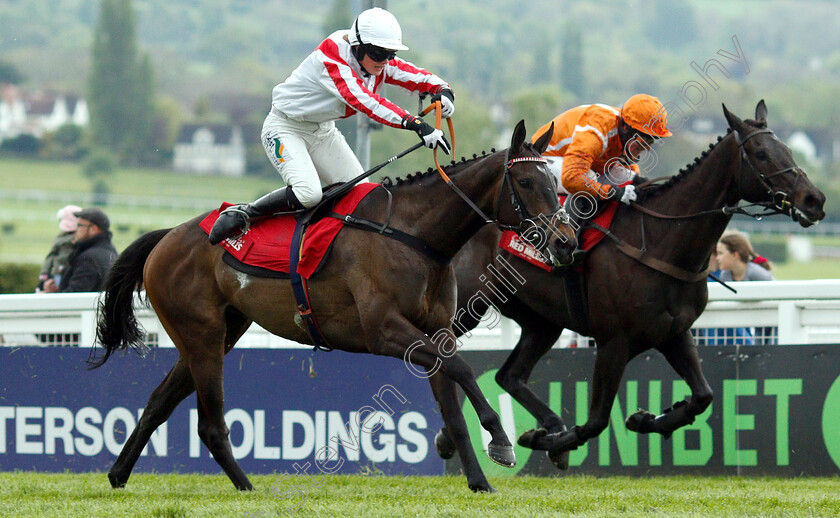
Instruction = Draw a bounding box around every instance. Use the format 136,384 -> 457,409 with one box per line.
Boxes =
199,183 -> 380,279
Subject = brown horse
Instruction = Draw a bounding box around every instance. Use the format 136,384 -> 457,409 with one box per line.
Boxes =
91,120 -> 577,493
437,101 -> 826,469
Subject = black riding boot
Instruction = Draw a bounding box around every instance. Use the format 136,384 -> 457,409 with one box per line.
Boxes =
208,186 -> 304,245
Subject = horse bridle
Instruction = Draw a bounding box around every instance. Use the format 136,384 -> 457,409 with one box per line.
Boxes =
734,127 -> 805,218
632,127 -> 807,222
424,99 -> 565,235
599,127 -> 810,283
495,149 -> 567,233
435,146 -> 566,236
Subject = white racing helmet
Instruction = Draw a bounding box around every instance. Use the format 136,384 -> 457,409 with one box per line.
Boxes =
349,7 -> 409,51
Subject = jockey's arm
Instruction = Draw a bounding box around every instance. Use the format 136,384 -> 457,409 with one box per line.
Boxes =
561,132 -> 613,200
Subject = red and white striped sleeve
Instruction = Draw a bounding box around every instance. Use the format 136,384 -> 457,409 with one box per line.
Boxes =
316,39 -> 409,128
384,58 -> 449,96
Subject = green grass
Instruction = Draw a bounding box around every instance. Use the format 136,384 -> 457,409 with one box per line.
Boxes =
1,158 -> 277,199
1,472 -> 839,517
773,259 -> 840,280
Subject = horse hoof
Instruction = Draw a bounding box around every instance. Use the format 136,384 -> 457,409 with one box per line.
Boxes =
625,410 -> 656,434
435,429 -> 456,460
235,479 -> 255,491
517,428 -> 547,449
487,442 -> 516,468
470,482 -> 497,493
107,471 -> 126,489
547,448 -> 570,470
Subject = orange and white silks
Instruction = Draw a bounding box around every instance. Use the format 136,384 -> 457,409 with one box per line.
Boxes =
530,104 -> 639,199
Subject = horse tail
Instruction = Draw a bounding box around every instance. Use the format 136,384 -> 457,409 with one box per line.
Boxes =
88,228 -> 172,369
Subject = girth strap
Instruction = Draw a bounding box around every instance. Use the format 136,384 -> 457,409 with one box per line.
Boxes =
330,213 -> 453,267
590,223 -> 708,283
289,219 -> 333,352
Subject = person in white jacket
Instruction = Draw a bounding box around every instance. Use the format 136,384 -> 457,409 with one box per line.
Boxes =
210,7 -> 454,244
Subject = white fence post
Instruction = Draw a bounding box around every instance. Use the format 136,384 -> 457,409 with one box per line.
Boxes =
777,301 -> 805,345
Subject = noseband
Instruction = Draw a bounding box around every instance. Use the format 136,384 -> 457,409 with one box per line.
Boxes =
734,128 -> 805,216
495,150 -> 567,233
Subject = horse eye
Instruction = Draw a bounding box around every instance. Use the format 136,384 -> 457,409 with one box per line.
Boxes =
755,150 -> 768,161
517,178 -> 533,189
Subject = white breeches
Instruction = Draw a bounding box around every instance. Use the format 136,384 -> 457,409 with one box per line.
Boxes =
262,111 -> 366,208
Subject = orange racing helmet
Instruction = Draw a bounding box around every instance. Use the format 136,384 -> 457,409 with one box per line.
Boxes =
620,94 -> 672,138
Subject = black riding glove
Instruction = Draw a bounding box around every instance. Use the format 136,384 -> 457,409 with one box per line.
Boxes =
402,115 -> 451,154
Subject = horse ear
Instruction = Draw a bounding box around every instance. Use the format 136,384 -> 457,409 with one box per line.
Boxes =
533,122 -> 554,155
755,99 -> 768,124
722,103 -> 745,133
511,120 -> 527,153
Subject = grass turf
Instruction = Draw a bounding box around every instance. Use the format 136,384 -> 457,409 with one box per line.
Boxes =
1,472 -> 840,517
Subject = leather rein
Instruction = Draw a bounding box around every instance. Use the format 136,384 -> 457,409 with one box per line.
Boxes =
597,128 -> 802,282
424,100 -> 563,234
631,128 -> 803,220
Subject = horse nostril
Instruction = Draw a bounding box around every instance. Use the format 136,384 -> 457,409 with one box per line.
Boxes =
803,194 -> 822,210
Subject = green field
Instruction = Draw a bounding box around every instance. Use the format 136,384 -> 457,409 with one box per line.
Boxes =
1,158 -> 279,264
1,472 -> 839,518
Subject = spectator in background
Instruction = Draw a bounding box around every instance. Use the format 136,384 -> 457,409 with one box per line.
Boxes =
717,232 -> 774,282
37,204 -> 82,291
697,244 -> 754,345
41,207 -> 117,293
716,231 -> 776,345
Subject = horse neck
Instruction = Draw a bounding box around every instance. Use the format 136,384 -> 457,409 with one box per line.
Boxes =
387,154 -> 506,258
624,135 -> 743,272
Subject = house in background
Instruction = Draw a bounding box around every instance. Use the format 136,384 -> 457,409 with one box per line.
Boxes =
173,123 -> 246,177
0,84 -> 89,140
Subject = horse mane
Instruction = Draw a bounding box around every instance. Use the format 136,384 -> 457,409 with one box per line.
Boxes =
641,130 -> 732,200
381,148 -> 497,187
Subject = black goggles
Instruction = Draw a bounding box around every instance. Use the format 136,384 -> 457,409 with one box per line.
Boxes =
365,45 -> 397,62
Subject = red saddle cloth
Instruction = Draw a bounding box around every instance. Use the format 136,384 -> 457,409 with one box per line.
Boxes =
199,183 -> 379,279
498,196 -> 620,269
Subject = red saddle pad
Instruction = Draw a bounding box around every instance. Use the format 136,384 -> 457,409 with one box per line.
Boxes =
199,183 -> 379,279
558,195 -> 620,252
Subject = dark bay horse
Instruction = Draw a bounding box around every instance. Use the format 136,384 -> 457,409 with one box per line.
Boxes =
439,101 -> 826,469
91,120 -> 577,493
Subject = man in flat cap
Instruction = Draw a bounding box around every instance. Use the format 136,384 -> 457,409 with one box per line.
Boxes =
42,207 -> 118,293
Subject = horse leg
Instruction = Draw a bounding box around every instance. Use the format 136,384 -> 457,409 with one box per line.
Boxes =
428,371 -> 496,493
410,338 -> 516,467
447,303 -> 570,467
495,312 -> 565,430
190,351 -> 253,490
368,307 -> 515,469
626,330 -> 713,438
108,357 -> 195,488
493,312 -> 569,468
531,340 -> 630,459
434,282 -> 492,461
109,302 -> 252,489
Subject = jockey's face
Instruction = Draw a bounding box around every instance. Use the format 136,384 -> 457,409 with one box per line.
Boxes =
619,119 -> 655,163
357,45 -> 395,77
360,53 -> 388,76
